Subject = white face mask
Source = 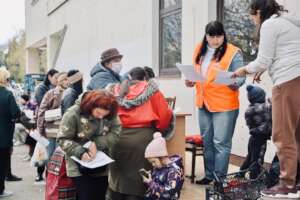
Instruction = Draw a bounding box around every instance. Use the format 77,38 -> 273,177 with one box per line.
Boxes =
111,62 -> 123,74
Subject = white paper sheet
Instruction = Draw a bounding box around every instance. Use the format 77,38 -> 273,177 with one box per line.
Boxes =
24,109 -> 34,119
214,71 -> 236,85
71,151 -> 114,169
176,63 -> 206,82
29,130 -> 50,147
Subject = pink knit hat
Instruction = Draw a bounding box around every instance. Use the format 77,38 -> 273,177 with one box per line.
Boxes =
145,132 -> 168,158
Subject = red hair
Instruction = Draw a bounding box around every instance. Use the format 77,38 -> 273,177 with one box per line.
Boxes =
80,90 -> 118,119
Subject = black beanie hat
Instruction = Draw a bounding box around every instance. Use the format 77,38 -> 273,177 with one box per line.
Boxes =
246,85 -> 266,104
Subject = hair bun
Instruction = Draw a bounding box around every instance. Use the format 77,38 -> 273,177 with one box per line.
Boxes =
153,132 -> 162,139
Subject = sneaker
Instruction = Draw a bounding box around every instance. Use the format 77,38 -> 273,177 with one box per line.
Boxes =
0,190 -> 13,198
261,182 -> 299,199
35,175 -> 44,181
195,177 -> 213,185
34,176 -> 45,185
6,174 -> 22,181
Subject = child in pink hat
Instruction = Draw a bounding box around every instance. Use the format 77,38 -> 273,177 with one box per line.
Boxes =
142,132 -> 184,200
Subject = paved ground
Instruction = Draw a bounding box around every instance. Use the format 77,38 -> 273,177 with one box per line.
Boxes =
5,145 -> 240,200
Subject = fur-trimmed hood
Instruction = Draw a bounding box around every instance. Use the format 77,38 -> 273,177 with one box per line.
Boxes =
113,79 -> 159,109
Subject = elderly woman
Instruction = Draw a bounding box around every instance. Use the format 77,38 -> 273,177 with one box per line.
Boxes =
57,90 -> 121,200
106,67 -> 173,200
0,67 -> 20,198
87,48 -> 123,90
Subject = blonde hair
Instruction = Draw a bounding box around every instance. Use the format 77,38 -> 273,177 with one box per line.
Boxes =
0,67 -> 11,86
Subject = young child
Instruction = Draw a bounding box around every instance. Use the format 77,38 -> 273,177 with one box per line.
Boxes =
142,132 -> 184,200
240,85 -> 272,179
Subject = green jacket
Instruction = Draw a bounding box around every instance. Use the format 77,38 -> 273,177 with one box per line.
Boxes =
0,86 -> 21,148
57,102 -> 121,177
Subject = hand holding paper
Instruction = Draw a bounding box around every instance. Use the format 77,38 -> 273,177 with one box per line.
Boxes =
71,151 -> 114,169
176,63 -> 206,82
214,71 -> 237,85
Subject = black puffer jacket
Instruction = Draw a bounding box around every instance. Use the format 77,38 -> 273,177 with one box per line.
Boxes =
245,102 -> 272,140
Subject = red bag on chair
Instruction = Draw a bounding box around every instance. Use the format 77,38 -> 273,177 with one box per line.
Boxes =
185,135 -> 203,145
46,148 -> 76,200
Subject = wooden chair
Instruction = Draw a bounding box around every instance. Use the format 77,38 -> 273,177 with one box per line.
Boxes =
165,97 -> 176,110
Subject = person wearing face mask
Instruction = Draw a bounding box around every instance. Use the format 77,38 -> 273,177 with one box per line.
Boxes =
185,21 -> 246,185
87,48 -> 123,90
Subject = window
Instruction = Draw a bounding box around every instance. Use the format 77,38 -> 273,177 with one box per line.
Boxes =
218,0 -> 257,63
159,0 -> 182,77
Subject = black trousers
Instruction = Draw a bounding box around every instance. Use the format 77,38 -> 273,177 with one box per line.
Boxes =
25,137 -> 45,178
106,187 -> 144,200
240,136 -> 267,179
0,148 -> 10,194
72,175 -> 108,200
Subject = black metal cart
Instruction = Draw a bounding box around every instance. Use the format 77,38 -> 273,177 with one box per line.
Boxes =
206,167 -> 268,200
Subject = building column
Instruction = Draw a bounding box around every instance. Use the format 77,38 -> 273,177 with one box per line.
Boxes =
26,48 -> 40,73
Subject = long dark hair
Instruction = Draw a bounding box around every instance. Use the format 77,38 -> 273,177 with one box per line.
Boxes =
44,69 -> 59,87
129,66 -> 155,81
67,70 -> 83,96
119,66 -> 154,98
249,0 -> 288,41
195,21 -> 227,64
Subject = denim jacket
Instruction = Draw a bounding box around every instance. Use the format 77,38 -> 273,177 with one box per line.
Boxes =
229,52 -> 246,88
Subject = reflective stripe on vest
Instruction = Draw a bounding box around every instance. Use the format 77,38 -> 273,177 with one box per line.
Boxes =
193,43 -> 241,112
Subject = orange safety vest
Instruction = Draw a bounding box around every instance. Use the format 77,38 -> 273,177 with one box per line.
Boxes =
192,43 -> 241,112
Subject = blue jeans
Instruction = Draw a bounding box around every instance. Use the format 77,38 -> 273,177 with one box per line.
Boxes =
46,138 -> 57,159
198,107 -> 239,180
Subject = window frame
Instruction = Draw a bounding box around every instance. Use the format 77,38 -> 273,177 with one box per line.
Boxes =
217,0 -> 224,21
159,0 -> 182,77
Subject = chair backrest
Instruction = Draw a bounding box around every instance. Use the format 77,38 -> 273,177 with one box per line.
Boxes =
165,96 -> 176,110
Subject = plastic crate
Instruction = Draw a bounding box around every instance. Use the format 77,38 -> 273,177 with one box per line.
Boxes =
206,167 -> 268,200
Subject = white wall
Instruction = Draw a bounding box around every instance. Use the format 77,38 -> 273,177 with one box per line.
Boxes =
26,0 -> 300,162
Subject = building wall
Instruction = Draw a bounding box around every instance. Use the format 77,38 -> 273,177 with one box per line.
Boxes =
26,0 -> 300,162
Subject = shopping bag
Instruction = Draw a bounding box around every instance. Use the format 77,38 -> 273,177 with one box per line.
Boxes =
46,148 -> 76,200
31,142 -> 49,167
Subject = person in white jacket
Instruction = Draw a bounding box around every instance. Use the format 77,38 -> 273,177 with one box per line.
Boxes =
233,0 -> 300,198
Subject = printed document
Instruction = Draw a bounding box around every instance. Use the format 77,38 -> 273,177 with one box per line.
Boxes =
176,63 -> 205,82
214,71 -> 236,85
29,130 -> 50,146
24,109 -> 34,119
71,151 -> 114,169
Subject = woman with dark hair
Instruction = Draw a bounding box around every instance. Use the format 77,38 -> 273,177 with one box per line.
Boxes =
185,21 -> 245,185
57,90 -> 121,200
233,0 -> 300,197
106,67 -> 173,200
61,70 -> 83,114
34,69 -> 59,105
